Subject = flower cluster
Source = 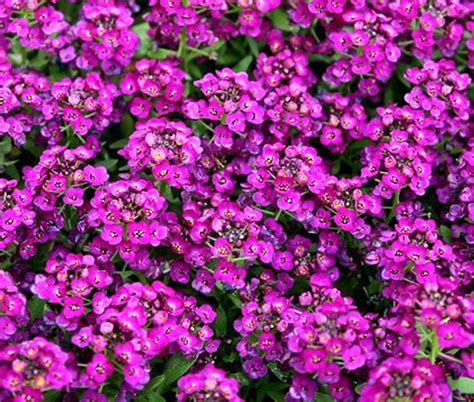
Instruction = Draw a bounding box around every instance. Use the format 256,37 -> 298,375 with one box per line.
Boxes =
73,279 -> 217,391
404,59 -> 472,136
361,105 -> 439,198
48,72 -> 121,137
0,0 -> 472,401
177,364 -> 242,402
73,0 -> 139,75
0,0 -> 72,59
0,337 -> 75,401
118,118 -> 203,190
0,66 -> 122,146
83,178 -> 169,271
234,274 -> 378,401
184,68 -> 266,134
0,69 -> 51,146
32,249 -> 113,330
360,358 -> 451,402
144,0 -> 228,50
121,59 -> 185,118
0,270 -> 29,341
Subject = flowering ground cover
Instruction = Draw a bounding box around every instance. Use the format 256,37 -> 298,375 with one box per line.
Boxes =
0,0 -> 473,401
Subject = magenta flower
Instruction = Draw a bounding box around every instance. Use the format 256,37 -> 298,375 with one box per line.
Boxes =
212,238 -> 233,258
86,353 -> 114,385
101,224 -> 124,246
342,346 -> 366,371
63,296 -> 85,319
437,322 -> 474,349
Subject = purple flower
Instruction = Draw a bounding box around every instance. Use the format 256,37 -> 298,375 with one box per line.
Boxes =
101,224 -> 124,246
437,322 -> 474,349
243,357 -> 268,380
86,353 -> 114,385
342,345 -> 366,371
63,296 -> 85,319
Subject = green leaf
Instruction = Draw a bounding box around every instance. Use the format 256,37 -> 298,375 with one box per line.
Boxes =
120,112 -> 135,136
41,391 -> 62,402
230,372 -> 250,387
256,390 -> 266,402
140,395 -> 165,402
30,52 -> 50,70
28,296 -> 46,322
136,375 -> 166,401
267,391 -> 285,402
214,306 -> 228,336
217,52 -> 239,66
23,138 -> 43,158
133,23 -> 152,58
4,164 -> 19,180
430,331 -> 439,363
331,159 -> 341,175
183,81 -> 192,97
449,377 -> 474,394
260,382 -> 288,392
0,137 -> 12,154
395,63 -> 411,88
383,84 -> 394,105
100,159 -> 118,172
314,393 -> 335,402
268,362 -> 289,382
157,182 -> 179,204
222,350 -> 238,363
148,48 -> 178,60
234,55 -> 253,72
158,354 -> 197,393
439,225 -> 452,243
110,139 -> 128,150
247,38 -> 260,58
268,9 -> 297,33
206,40 -> 226,53
188,63 -> 202,79
2,159 -> 18,166
229,293 -> 242,308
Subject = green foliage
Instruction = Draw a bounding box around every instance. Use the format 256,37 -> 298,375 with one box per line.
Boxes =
133,22 -> 152,58
449,377 -> 474,394
27,296 -> 47,323
137,354 -> 196,401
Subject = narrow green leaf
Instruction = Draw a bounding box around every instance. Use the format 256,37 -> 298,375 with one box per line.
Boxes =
331,159 -> 341,175
214,306 -> 228,336
0,137 -> 12,153
268,9 -> 297,33
247,38 -> 260,58
148,48 -> 178,60
267,391 -> 285,402
268,362 -> 289,382
28,296 -> 46,322
230,372 -> 250,387
119,113 -> 135,137
234,55 -> 253,72
383,84 -> 394,105
100,159 -> 118,171
157,182 -> 179,204
157,354 -> 197,393
449,377 -> 474,394
137,375 -> 166,401
439,225 -> 452,243
4,164 -> 20,180
133,23 -> 152,58
110,139 -> 128,150
314,392 -> 335,402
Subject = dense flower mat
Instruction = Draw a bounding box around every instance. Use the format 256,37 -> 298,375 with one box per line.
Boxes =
0,0 -> 473,401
